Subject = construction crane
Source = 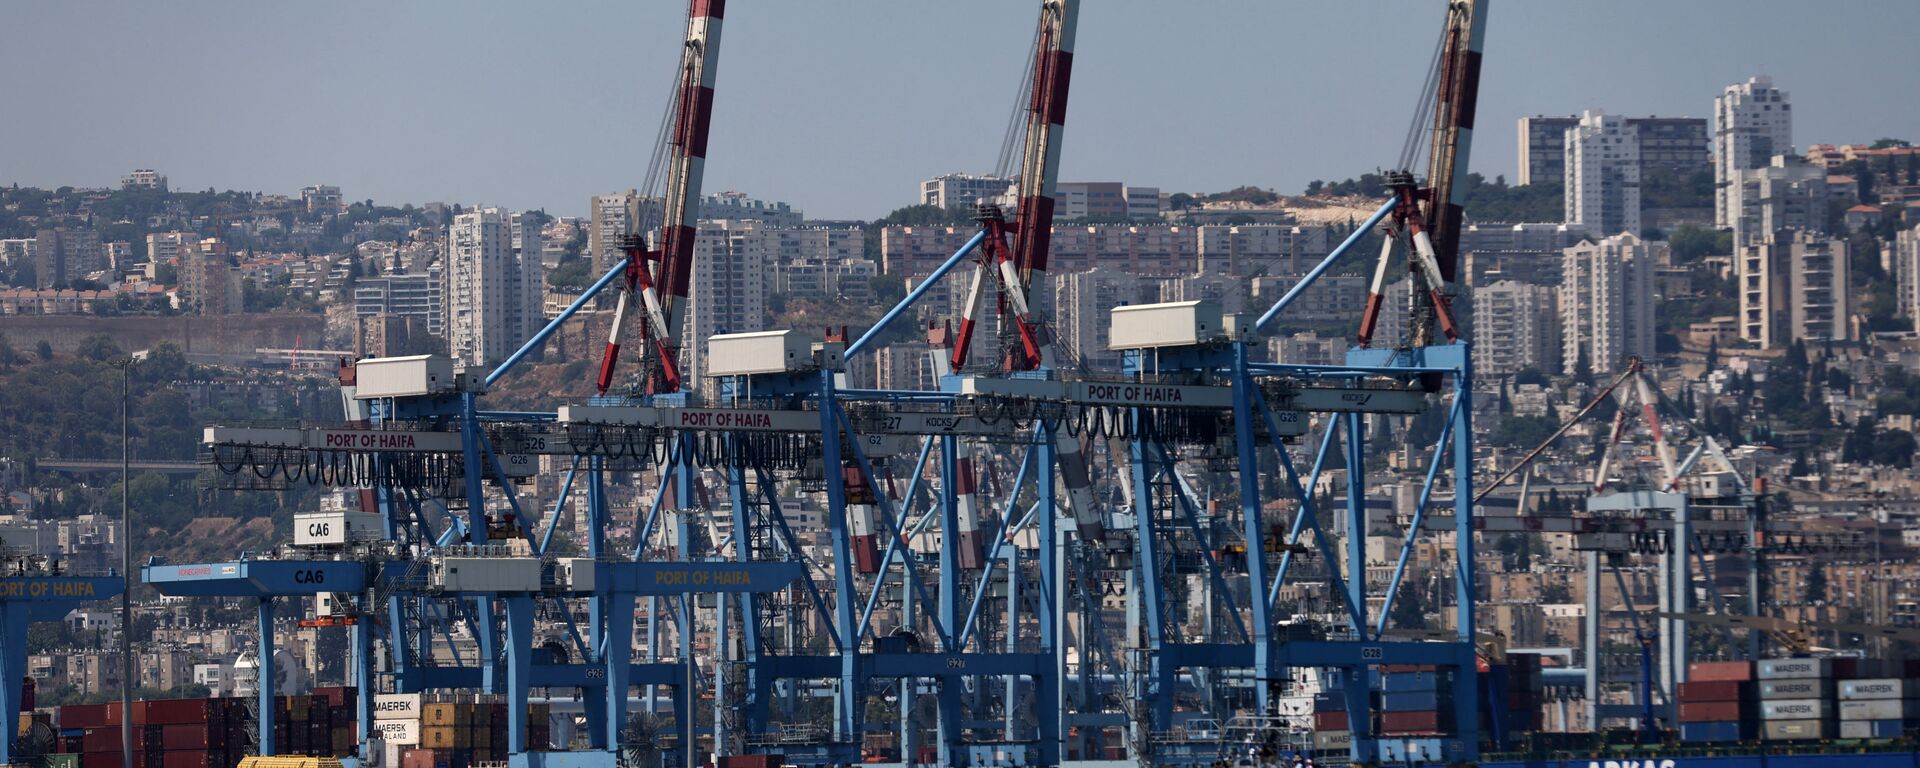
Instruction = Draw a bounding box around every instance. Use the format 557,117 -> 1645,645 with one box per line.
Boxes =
598,0 -> 725,396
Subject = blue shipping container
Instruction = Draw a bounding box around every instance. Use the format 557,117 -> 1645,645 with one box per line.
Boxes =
1382,690 -> 1448,711
1680,721 -> 1746,742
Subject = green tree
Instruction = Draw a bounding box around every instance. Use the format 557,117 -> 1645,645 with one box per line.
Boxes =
75,334 -> 123,362
35,340 -> 53,361
0,333 -> 20,370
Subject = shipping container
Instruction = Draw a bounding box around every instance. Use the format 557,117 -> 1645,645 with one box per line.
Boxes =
1313,710 -> 1349,731
1760,679 -> 1834,699
1689,660 -> 1756,682
374,694 -> 425,721
1840,699 -> 1920,721
354,355 -> 455,399
1380,710 -> 1452,733
1311,730 -> 1351,751
1110,301 -> 1225,350
135,699 -> 224,726
1677,680 -> 1751,702
1842,679 -> 1919,700
1382,690 -> 1448,711
1679,701 -> 1747,723
716,756 -> 784,768
1679,721 -> 1747,742
1759,657 -> 1855,680
1759,698 -> 1833,720
1762,718 -> 1835,740
421,704 -> 458,728
1840,718 -> 1910,739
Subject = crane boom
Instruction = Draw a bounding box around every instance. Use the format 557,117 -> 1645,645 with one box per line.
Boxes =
1423,0 -> 1487,285
598,0 -> 725,395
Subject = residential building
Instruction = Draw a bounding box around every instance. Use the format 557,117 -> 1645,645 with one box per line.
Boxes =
702,192 -> 803,226
1051,267 -> 1148,372
1714,76 -> 1793,228
444,209 -> 544,366
1125,186 -> 1164,221
881,224 -> 1202,279
1729,155 -> 1829,247
1159,272 -> 1248,314
1460,222 -> 1590,286
920,173 -> 1015,212
357,314 -> 430,358
1268,331 -> 1343,366
145,232 -> 195,267
1564,111 -> 1642,237
0,238 -> 32,266
1195,224 -> 1331,276
301,185 -> 343,214
874,341 -> 937,392
33,228 -> 104,289
1560,234 -> 1656,374
589,190 -> 660,269
1738,230 -> 1850,348
771,256 -> 877,303
1249,274 -> 1368,325
683,221 -> 771,383
120,169 -> 167,191
180,237 -> 239,315
1472,280 -> 1559,377
1517,115 -> 1707,186
1897,224 -> 1920,331
354,271 -> 444,336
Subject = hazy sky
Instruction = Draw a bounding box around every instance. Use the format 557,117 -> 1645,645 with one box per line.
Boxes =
5,1 -> 1916,220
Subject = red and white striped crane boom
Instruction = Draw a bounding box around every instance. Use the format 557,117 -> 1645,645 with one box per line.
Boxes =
598,0 -> 725,395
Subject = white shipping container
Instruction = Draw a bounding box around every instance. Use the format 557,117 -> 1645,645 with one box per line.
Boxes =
706,330 -> 812,377
372,718 -> 421,745
1109,301 -> 1223,351
1762,719 -> 1833,740
1759,679 -> 1833,699
1758,658 -> 1834,680
294,510 -> 386,547
435,556 -> 543,592
1842,678 -> 1917,700
559,557 -> 597,590
1839,699 -> 1920,720
354,355 -> 455,399
372,693 -> 424,721
1313,730 -> 1351,750
1759,698 -> 1832,720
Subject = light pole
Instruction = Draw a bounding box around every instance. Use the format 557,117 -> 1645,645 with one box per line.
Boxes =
115,353 -> 144,768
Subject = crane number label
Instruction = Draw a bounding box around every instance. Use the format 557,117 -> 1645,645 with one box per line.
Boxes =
1360,646 -> 1383,660
294,569 -> 327,584
945,658 -> 967,670
584,668 -> 606,680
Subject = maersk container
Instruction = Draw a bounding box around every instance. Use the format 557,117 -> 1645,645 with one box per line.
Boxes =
1762,718 -> 1835,740
372,694 -> 423,721
1841,678 -> 1917,700
1840,718 -> 1908,739
1109,300 -> 1222,351
1760,698 -> 1833,720
706,330 -> 812,377
1839,698 -> 1920,720
1761,679 -> 1835,699
353,355 -> 455,399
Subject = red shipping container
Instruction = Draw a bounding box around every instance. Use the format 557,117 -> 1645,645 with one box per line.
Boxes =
62,704 -> 113,729
1313,710 -> 1349,730
1380,710 -> 1452,733
1677,680 -> 1748,702
1678,701 -> 1745,723
136,699 -> 222,726
82,727 -> 122,753
81,751 -> 122,768
1687,661 -> 1754,682
159,725 -> 221,751
160,751 -> 219,768
718,757 -> 784,768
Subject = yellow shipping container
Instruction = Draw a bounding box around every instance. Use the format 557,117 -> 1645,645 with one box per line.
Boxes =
237,758 -> 345,768
419,725 -> 471,750
421,703 -> 459,727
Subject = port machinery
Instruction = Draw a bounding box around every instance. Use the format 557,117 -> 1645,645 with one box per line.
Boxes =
132,2 -> 1502,768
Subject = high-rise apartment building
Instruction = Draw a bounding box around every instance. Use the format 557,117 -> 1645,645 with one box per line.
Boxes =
301,185 -> 343,215
444,209 -> 545,366
1196,224 -> 1330,276
1460,222 -> 1590,287
1560,234 -> 1656,374
589,190 -> 661,269
920,174 -> 1016,212
1714,77 -> 1793,228
120,169 -> 167,191
1738,230 -> 1849,349
1051,267 -> 1148,372
1897,224 -> 1920,333
1518,115 -> 1707,186
354,271 -> 445,337
1472,280 -> 1559,377
180,238 -> 239,315
1729,155 -> 1829,247
32,228 -> 104,289
683,221 -> 771,383
1564,111 -> 1642,238
702,192 -> 803,226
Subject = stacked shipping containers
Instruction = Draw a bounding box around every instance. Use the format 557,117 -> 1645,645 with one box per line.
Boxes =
1310,689 -> 1351,755
372,692 -> 550,768
1838,678 -> 1920,739
1375,665 -> 1455,763
1757,657 -> 1868,741
1678,660 -> 1756,742
55,690 -> 358,768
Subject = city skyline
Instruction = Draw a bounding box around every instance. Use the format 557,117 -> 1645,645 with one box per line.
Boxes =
5,0 -> 1918,219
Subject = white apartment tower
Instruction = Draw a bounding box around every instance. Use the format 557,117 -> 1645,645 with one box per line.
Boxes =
444,208 -> 545,366
1472,280 -> 1559,377
1729,155 -> 1829,247
1897,225 -> 1920,333
1739,230 -> 1850,349
1564,111 -> 1642,238
1051,267 -> 1147,372
1560,234 -> 1655,375
684,221 -> 771,384
1714,77 -> 1793,228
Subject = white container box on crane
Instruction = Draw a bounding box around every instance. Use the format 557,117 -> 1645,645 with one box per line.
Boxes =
1109,301 -> 1223,351
354,355 -> 456,399
293,510 -> 386,547
707,330 -> 813,377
